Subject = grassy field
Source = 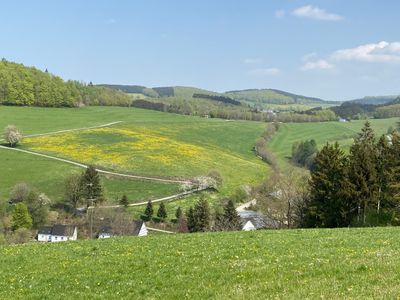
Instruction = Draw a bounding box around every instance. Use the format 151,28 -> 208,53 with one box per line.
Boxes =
0,106 -> 267,203
269,118 -> 398,163
1,227 -> 400,299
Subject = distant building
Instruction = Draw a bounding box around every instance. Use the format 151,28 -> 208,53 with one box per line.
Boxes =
37,224 -> 77,242
96,220 -> 148,239
242,220 -> 256,231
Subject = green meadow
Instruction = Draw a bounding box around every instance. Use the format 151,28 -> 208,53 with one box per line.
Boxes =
269,118 -> 398,163
0,106 -> 268,203
1,227 -> 399,299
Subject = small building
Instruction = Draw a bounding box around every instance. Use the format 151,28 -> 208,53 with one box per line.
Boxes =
132,220 -> 148,237
37,224 -> 78,242
96,220 -> 148,239
242,220 -> 256,231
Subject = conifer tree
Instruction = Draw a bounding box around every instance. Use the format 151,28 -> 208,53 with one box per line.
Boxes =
157,202 -> 167,220
193,197 -> 210,232
223,200 -> 241,230
347,121 -> 378,224
175,207 -> 182,220
119,194 -> 129,208
187,207 -> 196,232
81,165 -> 103,208
144,200 -> 153,220
306,142 -> 349,227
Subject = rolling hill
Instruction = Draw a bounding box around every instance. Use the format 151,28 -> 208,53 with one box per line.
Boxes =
347,95 -> 400,105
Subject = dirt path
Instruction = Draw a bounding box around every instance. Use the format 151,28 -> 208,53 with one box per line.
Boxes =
87,187 -> 206,209
236,199 -> 257,212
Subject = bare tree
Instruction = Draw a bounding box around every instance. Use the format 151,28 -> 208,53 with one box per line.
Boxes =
256,168 -> 309,228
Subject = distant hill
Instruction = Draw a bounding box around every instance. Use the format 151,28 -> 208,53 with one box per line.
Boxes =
225,88 -> 338,106
347,95 -> 400,105
0,60 -> 131,107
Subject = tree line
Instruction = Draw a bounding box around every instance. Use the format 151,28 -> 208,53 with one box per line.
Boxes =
0,59 -> 131,107
304,122 -> 400,227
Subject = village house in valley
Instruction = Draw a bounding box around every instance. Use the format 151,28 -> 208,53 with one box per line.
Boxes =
37,224 -> 78,242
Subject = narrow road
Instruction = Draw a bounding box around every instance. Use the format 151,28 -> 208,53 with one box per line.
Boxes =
236,199 -> 257,212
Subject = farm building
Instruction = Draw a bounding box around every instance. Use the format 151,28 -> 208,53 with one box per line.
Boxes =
37,224 -> 77,242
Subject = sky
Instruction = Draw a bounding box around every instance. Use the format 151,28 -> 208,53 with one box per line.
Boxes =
1,0 -> 400,100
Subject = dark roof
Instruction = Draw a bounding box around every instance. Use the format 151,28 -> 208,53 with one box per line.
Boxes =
38,226 -> 52,235
38,224 -> 76,236
239,211 -> 275,229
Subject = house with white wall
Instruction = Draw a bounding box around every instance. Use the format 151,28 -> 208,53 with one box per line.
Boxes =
37,224 -> 78,242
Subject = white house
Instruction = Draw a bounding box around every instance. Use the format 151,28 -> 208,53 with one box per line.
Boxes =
37,224 -> 78,242
133,220 -> 148,237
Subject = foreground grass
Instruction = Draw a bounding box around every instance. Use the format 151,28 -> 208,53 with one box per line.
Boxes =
1,227 -> 400,299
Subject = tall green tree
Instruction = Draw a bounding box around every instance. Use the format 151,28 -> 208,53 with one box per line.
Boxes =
306,142 -> 349,227
222,200 -> 241,231
192,197 -> 210,232
12,203 -> 32,230
144,200 -> 154,220
81,165 -> 103,208
347,121 -> 378,224
157,203 -> 167,221
187,207 -> 195,233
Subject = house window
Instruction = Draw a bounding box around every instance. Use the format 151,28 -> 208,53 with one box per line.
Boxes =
61,237 -> 64,240
54,236 -> 57,240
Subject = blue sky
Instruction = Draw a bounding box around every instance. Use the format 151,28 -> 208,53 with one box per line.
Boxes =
1,0 -> 399,100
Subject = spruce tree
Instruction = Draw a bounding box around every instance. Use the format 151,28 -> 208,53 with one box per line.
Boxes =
119,194 -> 129,208
187,207 -> 196,232
81,165 -> 103,208
157,202 -> 167,220
306,142 -> 349,227
193,197 -> 210,232
223,200 -> 241,230
175,207 -> 182,220
348,121 -> 378,224
144,200 -> 154,220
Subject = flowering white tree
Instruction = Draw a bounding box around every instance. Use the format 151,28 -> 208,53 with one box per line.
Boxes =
4,125 -> 22,147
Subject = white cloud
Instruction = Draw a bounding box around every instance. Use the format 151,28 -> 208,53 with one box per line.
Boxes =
301,59 -> 334,71
244,58 -> 262,64
332,41 -> 400,62
248,68 -> 281,76
275,10 -> 286,19
292,5 -> 343,21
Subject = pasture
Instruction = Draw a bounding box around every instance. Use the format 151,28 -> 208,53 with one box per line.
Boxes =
0,227 -> 399,299
0,106 -> 267,203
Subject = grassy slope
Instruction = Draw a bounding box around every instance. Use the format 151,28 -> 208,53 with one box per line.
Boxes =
1,227 -> 400,299
269,118 -> 399,162
0,106 -> 267,202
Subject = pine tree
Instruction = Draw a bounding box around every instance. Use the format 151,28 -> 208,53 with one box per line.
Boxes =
175,207 -> 182,220
376,135 -> 392,213
12,203 -> 32,230
223,200 -> 241,231
81,165 -> 103,208
348,121 -> 378,224
187,207 -> 195,232
157,203 -> 167,220
119,194 -> 129,208
193,197 -> 210,232
306,142 -> 349,227
144,200 -> 153,220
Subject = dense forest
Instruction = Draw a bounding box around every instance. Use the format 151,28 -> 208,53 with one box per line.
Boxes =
0,60 -> 131,107
192,93 -> 241,105
330,98 -> 400,119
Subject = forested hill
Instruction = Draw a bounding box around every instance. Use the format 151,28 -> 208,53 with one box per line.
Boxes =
0,60 -> 131,107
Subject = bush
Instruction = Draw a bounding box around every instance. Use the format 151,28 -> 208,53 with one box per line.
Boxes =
140,214 -> 151,222
152,216 -> 162,223
7,228 -> 32,244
